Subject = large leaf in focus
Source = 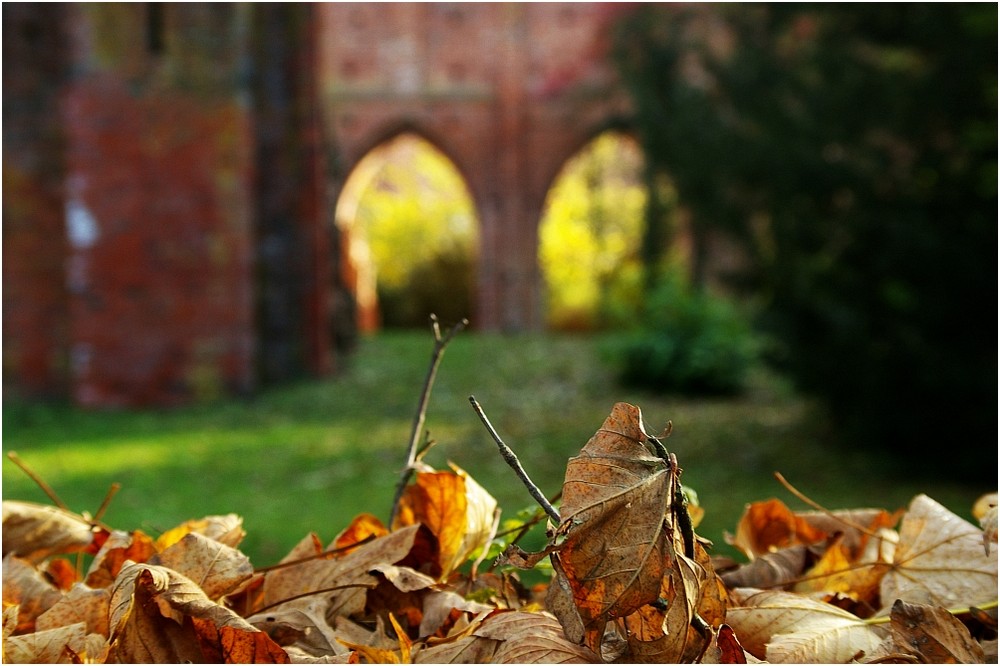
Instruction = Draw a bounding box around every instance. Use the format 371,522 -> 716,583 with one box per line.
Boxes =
551,402 -> 676,652
1,501 -> 94,563
880,494 -> 998,610
108,561 -> 288,663
726,588 -> 884,663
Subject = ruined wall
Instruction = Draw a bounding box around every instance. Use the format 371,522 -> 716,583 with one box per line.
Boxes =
2,4 -> 73,398
318,3 -> 632,331
3,2 -> 635,406
55,4 -> 258,406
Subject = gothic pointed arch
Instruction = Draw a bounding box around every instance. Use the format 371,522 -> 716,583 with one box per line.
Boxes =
333,129 -> 480,331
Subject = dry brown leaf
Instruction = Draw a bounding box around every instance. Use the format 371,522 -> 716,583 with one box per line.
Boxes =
726,588 -> 884,663
888,598 -> 986,663
257,525 -> 420,618
155,513 -> 246,551
418,590 -> 492,639
415,610 -> 599,664
551,402 -> 676,652
151,531 -> 254,600
1,501 -> 95,563
35,583 -> 111,637
721,544 -> 810,590
2,554 -> 63,633
2,621 -> 87,664
880,494 -> 998,611
85,529 -> 157,588
792,536 -> 888,608
108,561 -> 288,663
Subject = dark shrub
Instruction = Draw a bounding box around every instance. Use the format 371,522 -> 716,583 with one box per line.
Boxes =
614,273 -> 760,395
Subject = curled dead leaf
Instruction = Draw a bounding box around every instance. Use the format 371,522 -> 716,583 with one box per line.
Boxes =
108,561 -> 288,663
392,465 -> 498,579
552,402 -> 677,652
2,501 -> 95,563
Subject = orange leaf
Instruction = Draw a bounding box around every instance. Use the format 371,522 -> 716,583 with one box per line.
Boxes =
728,499 -> 828,560
335,514 -> 389,553
793,536 -> 888,608
85,529 -> 157,588
393,471 -> 467,579
155,514 -> 246,551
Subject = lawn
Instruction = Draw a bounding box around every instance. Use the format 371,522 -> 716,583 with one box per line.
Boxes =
2,331 -> 988,568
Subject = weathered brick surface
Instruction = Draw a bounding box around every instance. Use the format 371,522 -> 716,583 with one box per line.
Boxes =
3,2 -> 634,406
62,76 -> 256,406
2,4 -> 72,399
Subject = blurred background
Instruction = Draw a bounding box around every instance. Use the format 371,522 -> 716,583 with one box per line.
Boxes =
3,4 -> 996,564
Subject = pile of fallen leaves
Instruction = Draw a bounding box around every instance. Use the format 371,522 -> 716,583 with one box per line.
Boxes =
3,402 -> 997,663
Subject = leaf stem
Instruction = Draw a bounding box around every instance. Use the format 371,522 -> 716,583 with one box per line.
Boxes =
6,451 -> 71,511
388,314 -> 467,526
468,395 -> 561,524
774,471 -> 882,539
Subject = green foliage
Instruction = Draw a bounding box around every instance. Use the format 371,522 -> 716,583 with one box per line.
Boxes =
539,132 -> 647,330
348,134 -> 478,327
612,272 -> 760,396
613,5 -> 997,478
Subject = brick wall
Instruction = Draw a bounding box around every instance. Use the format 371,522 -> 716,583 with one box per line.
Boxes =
2,4 -> 73,399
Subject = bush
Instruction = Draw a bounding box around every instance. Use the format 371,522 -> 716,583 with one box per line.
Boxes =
612,274 -> 760,395
378,247 -> 475,328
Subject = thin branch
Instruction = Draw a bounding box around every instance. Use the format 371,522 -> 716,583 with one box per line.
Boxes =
469,395 -> 561,524
774,471 -> 881,539
6,451 -> 71,511
93,482 -> 121,523
388,314 -> 468,526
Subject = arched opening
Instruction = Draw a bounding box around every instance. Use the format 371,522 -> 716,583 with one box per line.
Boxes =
538,131 -> 648,331
335,133 -> 479,332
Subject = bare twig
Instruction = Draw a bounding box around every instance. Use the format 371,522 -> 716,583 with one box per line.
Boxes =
6,451 -> 71,511
774,471 -> 882,539
93,482 -> 121,523
388,314 -> 468,526
468,395 -> 561,524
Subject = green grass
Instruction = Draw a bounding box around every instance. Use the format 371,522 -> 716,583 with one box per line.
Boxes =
2,331 -> 988,568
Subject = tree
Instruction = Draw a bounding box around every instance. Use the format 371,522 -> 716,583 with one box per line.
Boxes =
613,4 -> 997,478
